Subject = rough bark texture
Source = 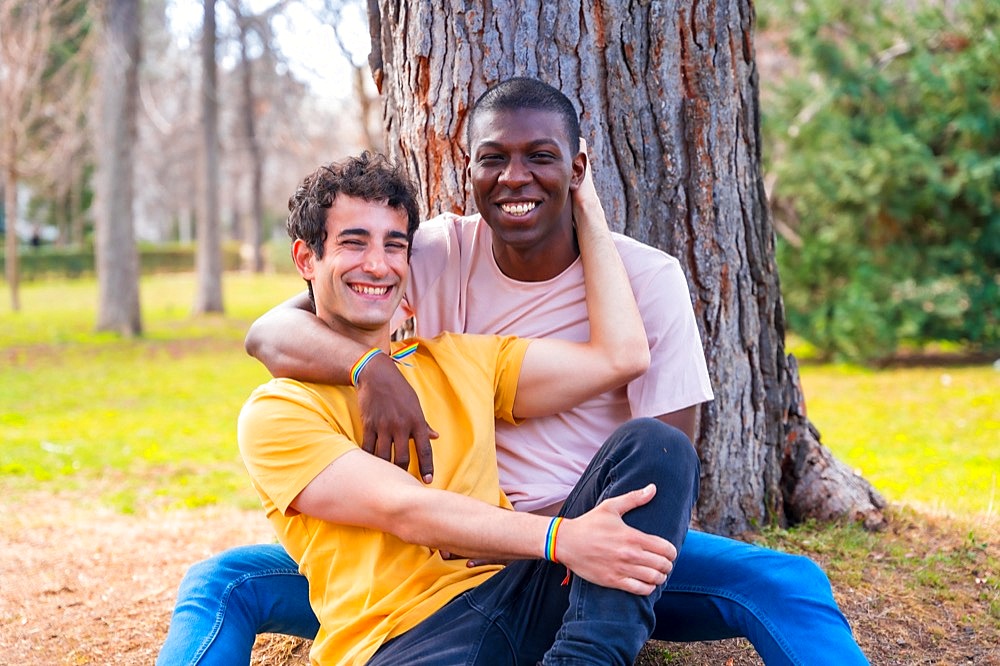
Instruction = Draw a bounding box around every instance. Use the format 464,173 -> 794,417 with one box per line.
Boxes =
194,0 -> 225,313
782,356 -> 888,529
237,7 -> 265,274
370,0 -> 885,535
95,0 -> 143,336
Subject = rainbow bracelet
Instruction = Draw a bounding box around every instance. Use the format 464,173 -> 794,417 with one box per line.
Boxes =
544,516 -> 564,563
350,348 -> 383,387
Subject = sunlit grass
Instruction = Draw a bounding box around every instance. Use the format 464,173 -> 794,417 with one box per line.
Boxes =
799,362 -> 999,519
2,273 -> 996,520
1,272 -> 305,512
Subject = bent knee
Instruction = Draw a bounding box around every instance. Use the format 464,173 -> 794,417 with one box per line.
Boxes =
758,551 -> 835,598
177,544 -> 295,598
616,418 -> 701,484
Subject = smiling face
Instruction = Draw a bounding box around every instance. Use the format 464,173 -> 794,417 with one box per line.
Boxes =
467,108 -> 586,280
292,195 -> 410,346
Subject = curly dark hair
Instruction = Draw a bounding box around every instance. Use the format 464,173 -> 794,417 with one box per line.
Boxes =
286,152 -> 420,259
467,77 -> 581,154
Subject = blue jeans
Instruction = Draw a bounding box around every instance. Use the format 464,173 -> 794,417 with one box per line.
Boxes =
158,423 -> 867,665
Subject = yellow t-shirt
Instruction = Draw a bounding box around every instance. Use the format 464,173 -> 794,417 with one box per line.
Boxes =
238,332 -> 530,665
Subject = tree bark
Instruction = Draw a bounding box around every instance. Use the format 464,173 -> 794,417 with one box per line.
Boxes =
3,159 -> 19,312
369,0 -> 886,534
94,0 -> 142,336
236,5 -> 265,274
194,0 -> 225,313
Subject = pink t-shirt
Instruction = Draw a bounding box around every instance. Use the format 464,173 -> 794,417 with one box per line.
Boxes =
403,213 -> 714,512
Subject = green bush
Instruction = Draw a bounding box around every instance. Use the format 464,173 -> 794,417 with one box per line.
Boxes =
762,0 -> 1000,362
0,242 -> 244,280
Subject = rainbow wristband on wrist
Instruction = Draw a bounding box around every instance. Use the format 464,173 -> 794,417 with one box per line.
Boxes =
544,516 -> 564,563
350,348 -> 383,387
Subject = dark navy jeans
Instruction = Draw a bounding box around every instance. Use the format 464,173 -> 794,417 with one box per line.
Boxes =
366,418 -> 699,665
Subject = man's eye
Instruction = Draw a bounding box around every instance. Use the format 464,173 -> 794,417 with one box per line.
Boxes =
386,243 -> 407,252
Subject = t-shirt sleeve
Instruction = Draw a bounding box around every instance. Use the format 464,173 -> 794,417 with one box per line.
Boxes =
491,336 -> 531,425
626,252 -> 714,418
237,380 -> 357,516
441,333 -> 530,426
403,214 -> 460,336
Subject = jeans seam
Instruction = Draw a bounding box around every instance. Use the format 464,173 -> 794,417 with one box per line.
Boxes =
190,567 -> 302,666
662,585 -> 801,666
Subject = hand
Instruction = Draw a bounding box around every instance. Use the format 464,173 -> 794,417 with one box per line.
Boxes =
557,484 -> 677,595
356,353 -> 438,482
572,138 -> 603,223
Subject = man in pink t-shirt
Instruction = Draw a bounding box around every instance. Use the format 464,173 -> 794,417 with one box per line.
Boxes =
402,211 -> 713,514
159,78 -> 867,666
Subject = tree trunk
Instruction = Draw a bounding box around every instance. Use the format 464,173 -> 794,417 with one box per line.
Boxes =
369,0 -> 886,535
237,7 -> 264,274
94,0 -> 142,336
3,159 -> 19,312
194,0 -> 225,312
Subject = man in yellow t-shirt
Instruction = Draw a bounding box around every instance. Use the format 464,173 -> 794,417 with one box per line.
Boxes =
238,152 -> 699,665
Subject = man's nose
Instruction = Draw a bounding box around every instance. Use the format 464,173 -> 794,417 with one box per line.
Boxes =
361,246 -> 389,276
499,158 -> 532,187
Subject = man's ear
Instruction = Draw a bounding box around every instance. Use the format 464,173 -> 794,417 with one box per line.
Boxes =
291,239 -> 315,280
568,147 -> 588,192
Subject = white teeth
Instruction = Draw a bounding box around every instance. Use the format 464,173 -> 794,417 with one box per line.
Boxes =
353,285 -> 388,295
500,202 -> 537,216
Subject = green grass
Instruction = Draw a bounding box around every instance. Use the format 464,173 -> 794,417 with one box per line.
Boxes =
1,273 -> 996,520
0,272 -> 306,512
799,363 -> 998,518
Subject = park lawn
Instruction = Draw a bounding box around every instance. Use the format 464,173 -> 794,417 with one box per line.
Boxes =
1,272 -> 997,520
1,272 -> 305,512
799,363 -> 998,519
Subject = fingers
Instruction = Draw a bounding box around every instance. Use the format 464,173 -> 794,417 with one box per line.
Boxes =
363,419 -> 437,483
589,547 -> 674,595
390,430 -> 410,471
414,424 -> 437,484
600,483 -> 657,517
373,431 -> 394,464
360,427 -> 377,455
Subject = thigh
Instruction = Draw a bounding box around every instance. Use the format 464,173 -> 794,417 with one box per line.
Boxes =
367,593 -> 514,666
369,562 -> 570,666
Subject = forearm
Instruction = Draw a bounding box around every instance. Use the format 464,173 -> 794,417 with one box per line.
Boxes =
292,451 -> 674,593
394,488 -> 552,560
245,290 -> 368,384
293,450 -> 549,561
574,184 -> 649,374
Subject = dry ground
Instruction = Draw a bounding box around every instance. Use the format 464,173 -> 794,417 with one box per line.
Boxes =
1,491 -> 996,666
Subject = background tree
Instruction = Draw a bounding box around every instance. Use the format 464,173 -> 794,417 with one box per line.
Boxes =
319,0 -> 382,152
0,0 -> 92,310
194,0 -> 224,313
94,0 -> 142,335
368,0 -> 886,534
761,0 -> 999,363
232,0 -> 266,273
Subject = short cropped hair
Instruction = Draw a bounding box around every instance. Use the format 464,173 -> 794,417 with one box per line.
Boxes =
286,152 -> 420,259
467,77 -> 581,153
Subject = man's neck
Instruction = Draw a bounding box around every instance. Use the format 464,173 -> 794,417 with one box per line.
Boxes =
321,314 -> 392,354
489,226 -> 580,283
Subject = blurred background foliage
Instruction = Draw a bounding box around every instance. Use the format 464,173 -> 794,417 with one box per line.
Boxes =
4,0 -> 998,364
760,0 -> 999,362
